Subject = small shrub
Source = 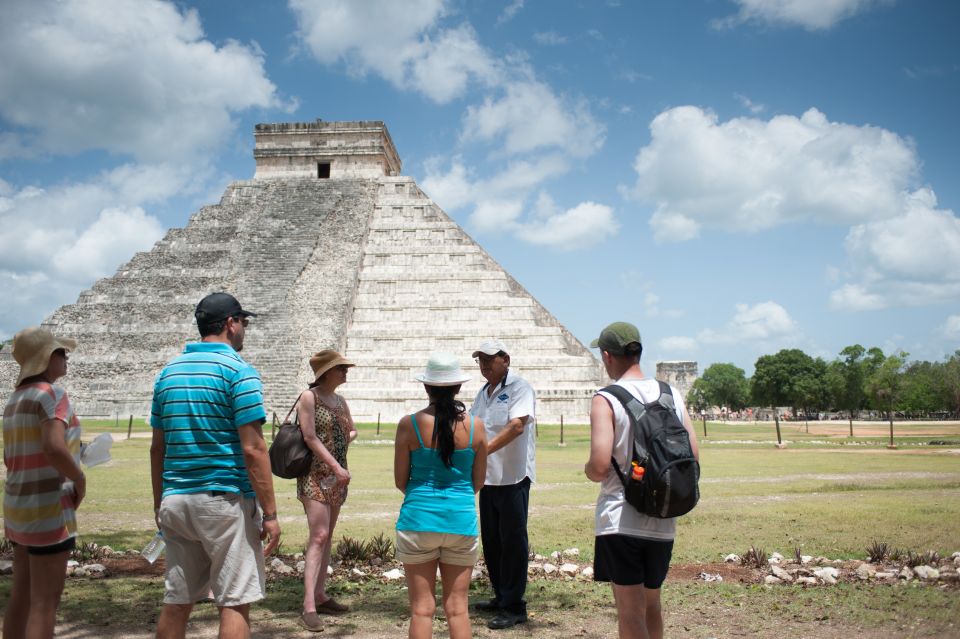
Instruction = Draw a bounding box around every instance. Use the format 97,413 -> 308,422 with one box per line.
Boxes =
71,541 -> 107,562
902,550 -> 939,568
368,532 -> 395,561
866,540 -> 889,563
335,536 -> 371,562
0,537 -> 14,556
793,547 -> 803,565
889,547 -> 904,562
741,545 -> 767,569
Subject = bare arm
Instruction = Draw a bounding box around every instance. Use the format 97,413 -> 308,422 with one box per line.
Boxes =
584,394 -> 614,482
340,395 -> 358,443
297,390 -> 350,485
238,420 -> 281,555
149,428 -> 165,524
471,417 -> 488,493
40,418 -> 85,507
486,415 -> 528,455
682,407 -> 700,461
393,416 -> 413,492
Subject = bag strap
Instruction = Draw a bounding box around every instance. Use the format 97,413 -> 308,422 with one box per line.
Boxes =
600,384 -> 647,485
283,394 -> 301,425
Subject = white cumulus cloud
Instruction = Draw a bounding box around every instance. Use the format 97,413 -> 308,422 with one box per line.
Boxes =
657,336 -> 698,353
0,164 -> 193,337
289,0 -> 500,104
631,106 -> 919,242
0,0 -> 286,162
714,0 -> 896,31
941,315 -> 960,340
830,189 -> 960,310
698,301 -> 800,344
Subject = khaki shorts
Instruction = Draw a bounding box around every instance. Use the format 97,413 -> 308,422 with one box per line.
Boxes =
396,529 -> 479,566
159,492 -> 266,607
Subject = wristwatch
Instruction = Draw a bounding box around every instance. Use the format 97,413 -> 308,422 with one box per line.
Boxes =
261,512 -> 278,522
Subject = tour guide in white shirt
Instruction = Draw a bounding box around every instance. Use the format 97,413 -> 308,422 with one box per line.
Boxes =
469,339 -> 536,630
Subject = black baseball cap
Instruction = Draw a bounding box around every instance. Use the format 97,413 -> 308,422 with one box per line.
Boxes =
194,292 -> 256,326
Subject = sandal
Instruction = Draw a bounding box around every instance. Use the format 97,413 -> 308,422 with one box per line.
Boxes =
298,611 -> 325,632
316,598 -> 350,615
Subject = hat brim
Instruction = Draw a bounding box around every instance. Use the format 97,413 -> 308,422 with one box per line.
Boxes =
311,358 -> 355,383
589,338 -> 600,348
414,374 -> 471,387
15,336 -> 77,386
471,348 -> 502,358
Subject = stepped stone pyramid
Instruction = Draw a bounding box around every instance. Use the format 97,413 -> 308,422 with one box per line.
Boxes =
0,120 -> 602,423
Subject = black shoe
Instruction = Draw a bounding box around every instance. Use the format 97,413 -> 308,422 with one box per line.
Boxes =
487,611 -> 527,630
473,598 -> 501,612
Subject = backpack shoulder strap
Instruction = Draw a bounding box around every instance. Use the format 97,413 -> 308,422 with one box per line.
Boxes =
600,384 -> 648,484
656,380 -> 676,411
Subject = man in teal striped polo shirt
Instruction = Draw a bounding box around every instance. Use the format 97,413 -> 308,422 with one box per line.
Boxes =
150,292 -> 281,639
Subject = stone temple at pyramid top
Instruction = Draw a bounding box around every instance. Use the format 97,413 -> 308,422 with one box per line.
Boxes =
0,119 -> 606,423
253,120 -> 402,179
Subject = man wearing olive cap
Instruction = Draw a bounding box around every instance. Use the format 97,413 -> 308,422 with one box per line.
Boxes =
584,321 -> 699,639
150,292 -> 281,639
469,339 -> 536,630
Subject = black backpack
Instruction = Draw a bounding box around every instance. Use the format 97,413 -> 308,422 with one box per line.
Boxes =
602,381 -> 700,518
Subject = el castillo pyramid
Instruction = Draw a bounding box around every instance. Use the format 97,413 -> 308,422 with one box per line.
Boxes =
0,120 -> 603,423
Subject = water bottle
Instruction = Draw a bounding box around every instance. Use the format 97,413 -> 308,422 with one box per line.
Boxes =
141,531 -> 166,564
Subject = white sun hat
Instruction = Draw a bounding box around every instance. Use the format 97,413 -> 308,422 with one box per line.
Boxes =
414,352 -> 471,387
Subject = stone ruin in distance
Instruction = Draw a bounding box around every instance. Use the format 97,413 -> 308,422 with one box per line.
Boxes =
0,120 -> 636,423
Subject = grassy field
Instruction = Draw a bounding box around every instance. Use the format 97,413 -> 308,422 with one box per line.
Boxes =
2,420 -> 959,637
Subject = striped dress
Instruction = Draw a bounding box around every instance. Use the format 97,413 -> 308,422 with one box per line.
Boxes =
151,342 -> 266,497
3,382 -> 82,547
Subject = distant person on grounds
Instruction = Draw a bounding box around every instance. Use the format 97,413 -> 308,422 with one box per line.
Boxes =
584,322 -> 699,639
3,327 -> 85,639
150,292 -> 281,639
394,352 -> 487,639
295,350 -> 358,632
469,340 -> 536,630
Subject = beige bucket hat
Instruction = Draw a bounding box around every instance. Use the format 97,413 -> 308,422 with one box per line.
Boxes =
309,350 -> 355,385
12,327 -> 77,386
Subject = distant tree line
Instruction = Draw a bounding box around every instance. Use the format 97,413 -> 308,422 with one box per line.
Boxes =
686,347 -> 960,428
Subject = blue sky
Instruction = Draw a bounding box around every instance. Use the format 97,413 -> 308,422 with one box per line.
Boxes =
1,0 -> 958,374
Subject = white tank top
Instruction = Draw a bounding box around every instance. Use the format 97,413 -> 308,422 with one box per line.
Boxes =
594,378 -> 688,541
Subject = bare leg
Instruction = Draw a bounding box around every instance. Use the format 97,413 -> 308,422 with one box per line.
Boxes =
4,544 -> 30,638
404,561 -> 439,639
611,583 -> 650,639
24,549 -> 70,639
218,604 -> 250,639
439,562 -> 473,639
315,503 -> 341,604
301,497 -> 333,613
155,603 -> 193,639
643,587 -> 664,639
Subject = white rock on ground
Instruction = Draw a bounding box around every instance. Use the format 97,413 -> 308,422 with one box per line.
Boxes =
764,575 -> 782,585
527,563 -> 543,574
856,563 -> 876,580
800,555 -> 813,564
796,576 -> 817,585
351,568 -> 366,577
771,566 -> 793,582
563,548 -> 580,557
270,558 -> 285,570
383,568 -> 404,580
86,563 -> 107,574
899,566 -> 915,580
582,566 -> 594,578
559,563 -> 579,576
0,561 -> 13,575
724,554 -> 740,563
914,565 -> 940,580
471,568 -> 484,581
543,564 -> 558,575
814,567 -> 839,584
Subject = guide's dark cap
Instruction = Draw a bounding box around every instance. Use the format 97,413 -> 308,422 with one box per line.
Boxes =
590,321 -> 641,355
195,292 -> 256,325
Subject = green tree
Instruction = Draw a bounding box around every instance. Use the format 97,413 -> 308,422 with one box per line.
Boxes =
900,360 -> 941,416
697,363 -> 750,413
751,348 -> 819,445
866,351 -> 908,446
686,381 -> 709,437
829,344 -> 871,436
940,351 -> 960,417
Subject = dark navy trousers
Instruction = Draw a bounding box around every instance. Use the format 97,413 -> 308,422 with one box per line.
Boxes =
479,477 -> 530,615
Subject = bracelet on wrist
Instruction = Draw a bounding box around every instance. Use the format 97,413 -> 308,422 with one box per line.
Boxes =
261,512 -> 278,522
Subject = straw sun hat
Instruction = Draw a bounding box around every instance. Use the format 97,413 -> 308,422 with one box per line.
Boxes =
414,352 -> 471,387
12,327 -> 77,386
309,350 -> 355,385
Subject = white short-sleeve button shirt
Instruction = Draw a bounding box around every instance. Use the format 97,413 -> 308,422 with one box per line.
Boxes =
470,370 -> 537,486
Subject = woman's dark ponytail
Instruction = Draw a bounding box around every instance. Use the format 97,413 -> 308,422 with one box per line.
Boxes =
426,385 -> 465,467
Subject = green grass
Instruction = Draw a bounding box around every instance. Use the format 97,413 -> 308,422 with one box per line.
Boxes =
5,419 -> 958,566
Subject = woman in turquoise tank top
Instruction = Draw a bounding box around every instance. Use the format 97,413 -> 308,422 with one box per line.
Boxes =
394,352 -> 488,639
